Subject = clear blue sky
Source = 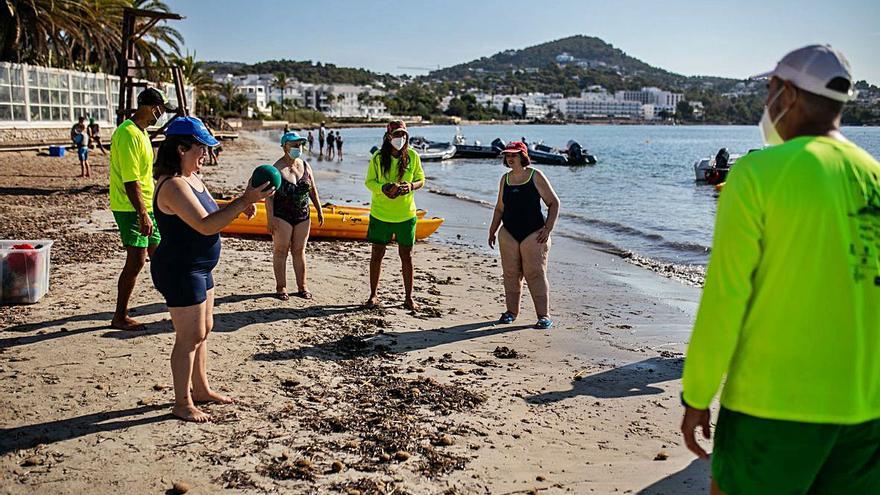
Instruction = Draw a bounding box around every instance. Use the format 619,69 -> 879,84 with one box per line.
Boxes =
165,0 -> 880,84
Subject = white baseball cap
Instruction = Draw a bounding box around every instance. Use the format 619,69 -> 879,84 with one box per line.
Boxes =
752,44 -> 857,102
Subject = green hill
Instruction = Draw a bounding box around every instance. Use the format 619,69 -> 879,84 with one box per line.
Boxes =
426,35 -> 742,93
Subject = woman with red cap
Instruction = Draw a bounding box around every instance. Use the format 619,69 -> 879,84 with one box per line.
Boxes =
364,120 -> 425,310
488,141 -> 560,329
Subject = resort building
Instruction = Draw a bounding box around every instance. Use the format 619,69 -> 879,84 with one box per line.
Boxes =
615,87 -> 684,111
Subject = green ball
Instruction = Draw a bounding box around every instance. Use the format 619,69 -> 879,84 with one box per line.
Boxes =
251,164 -> 281,190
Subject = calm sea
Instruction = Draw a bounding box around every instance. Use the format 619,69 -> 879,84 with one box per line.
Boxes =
302,124 -> 880,268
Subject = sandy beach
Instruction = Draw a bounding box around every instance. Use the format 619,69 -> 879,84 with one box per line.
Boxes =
1,133 -> 708,494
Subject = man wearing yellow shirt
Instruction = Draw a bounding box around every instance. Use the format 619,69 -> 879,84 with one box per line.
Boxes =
109,88 -> 177,331
364,120 -> 425,310
681,45 -> 880,494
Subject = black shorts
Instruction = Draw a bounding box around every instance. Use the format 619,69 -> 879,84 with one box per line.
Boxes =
151,262 -> 216,308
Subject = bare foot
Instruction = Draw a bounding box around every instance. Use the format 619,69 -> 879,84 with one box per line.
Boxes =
172,404 -> 211,423
364,296 -> 381,309
404,298 -> 419,311
192,389 -> 234,404
110,316 -> 146,331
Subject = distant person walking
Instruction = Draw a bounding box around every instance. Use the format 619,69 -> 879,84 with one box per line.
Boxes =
71,116 -> 90,177
326,131 -> 336,160
88,117 -> 106,155
487,141 -> 559,330
335,132 -> 344,161
318,122 -> 326,158
681,45 -> 880,494
307,130 -> 315,155
151,116 -> 274,422
108,88 -> 176,331
364,120 -> 425,310
267,132 -> 324,300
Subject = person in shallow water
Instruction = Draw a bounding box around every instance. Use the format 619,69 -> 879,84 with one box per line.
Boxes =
680,45 -> 880,494
267,132 -> 324,301
487,141 -> 560,330
364,120 -> 425,310
150,116 -> 274,422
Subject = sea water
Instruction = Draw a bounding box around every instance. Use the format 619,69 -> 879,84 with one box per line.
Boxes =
297,124 -> 880,269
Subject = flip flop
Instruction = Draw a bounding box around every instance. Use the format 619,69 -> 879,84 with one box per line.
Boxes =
275,292 -> 290,301
498,312 -> 516,324
294,290 -> 313,300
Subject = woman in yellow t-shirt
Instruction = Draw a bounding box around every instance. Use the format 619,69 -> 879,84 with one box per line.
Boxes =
363,120 -> 425,310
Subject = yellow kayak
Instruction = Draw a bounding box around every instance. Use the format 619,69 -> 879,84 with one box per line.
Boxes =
216,200 -> 426,218
714,182 -> 725,192
215,200 -> 443,240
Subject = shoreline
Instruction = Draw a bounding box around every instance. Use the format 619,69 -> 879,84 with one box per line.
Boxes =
1,133 -> 707,494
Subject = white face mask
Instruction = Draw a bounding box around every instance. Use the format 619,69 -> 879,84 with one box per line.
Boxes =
390,136 -> 407,150
759,87 -> 790,146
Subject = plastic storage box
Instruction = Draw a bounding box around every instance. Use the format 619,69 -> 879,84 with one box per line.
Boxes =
48,145 -> 66,157
0,240 -> 54,304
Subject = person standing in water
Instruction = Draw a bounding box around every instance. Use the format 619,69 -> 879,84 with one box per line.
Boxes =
364,120 -> 425,310
335,132 -> 344,161
326,130 -> 336,161
307,130 -> 315,155
681,45 -> 880,494
151,116 -> 274,422
488,141 -> 560,330
267,132 -> 324,300
318,122 -> 326,159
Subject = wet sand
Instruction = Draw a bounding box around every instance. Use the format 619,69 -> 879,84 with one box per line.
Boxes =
1,133 -> 708,494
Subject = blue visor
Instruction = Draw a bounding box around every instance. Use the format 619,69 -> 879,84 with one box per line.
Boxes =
165,116 -> 219,146
280,132 -> 307,146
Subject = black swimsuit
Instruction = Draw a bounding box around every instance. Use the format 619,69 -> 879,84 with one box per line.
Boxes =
273,164 -> 312,226
151,177 -> 221,307
501,169 -> 545,242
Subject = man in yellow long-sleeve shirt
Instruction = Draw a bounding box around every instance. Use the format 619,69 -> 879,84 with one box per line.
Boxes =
681,45 -> 880,494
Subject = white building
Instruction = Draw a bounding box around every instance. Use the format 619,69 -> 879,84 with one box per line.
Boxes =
615,87 -> 684,112
213,73 -> 390,118
234,85 -> 268,112
558,94 -> 644,119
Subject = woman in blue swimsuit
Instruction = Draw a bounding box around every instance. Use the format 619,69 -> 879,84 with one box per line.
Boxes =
487,141 -> 561,330
152,117 -> 274,422
267,132 -> 324,300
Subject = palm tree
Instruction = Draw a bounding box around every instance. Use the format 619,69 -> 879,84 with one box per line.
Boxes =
219,81 -> 237,112
231,93 -> 250,115
129,0 -> 183,79
273,73 -> 288,114
0,0 -> 98,65
0,0 -> 183,78
174,53 -> 214,90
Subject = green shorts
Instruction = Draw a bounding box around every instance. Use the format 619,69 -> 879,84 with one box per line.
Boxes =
113,211 -> 161,248
713,407 -> 880,494
366,215 -> 417,247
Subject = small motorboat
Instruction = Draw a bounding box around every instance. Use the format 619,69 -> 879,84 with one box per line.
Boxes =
369,137 -> 456,161
452,129 -> 505,158
694,148 -> 741,183
528,141 -> 597,166
408,136 -> 456,161
529,143 -> 569,165
565,140 -> 598,165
